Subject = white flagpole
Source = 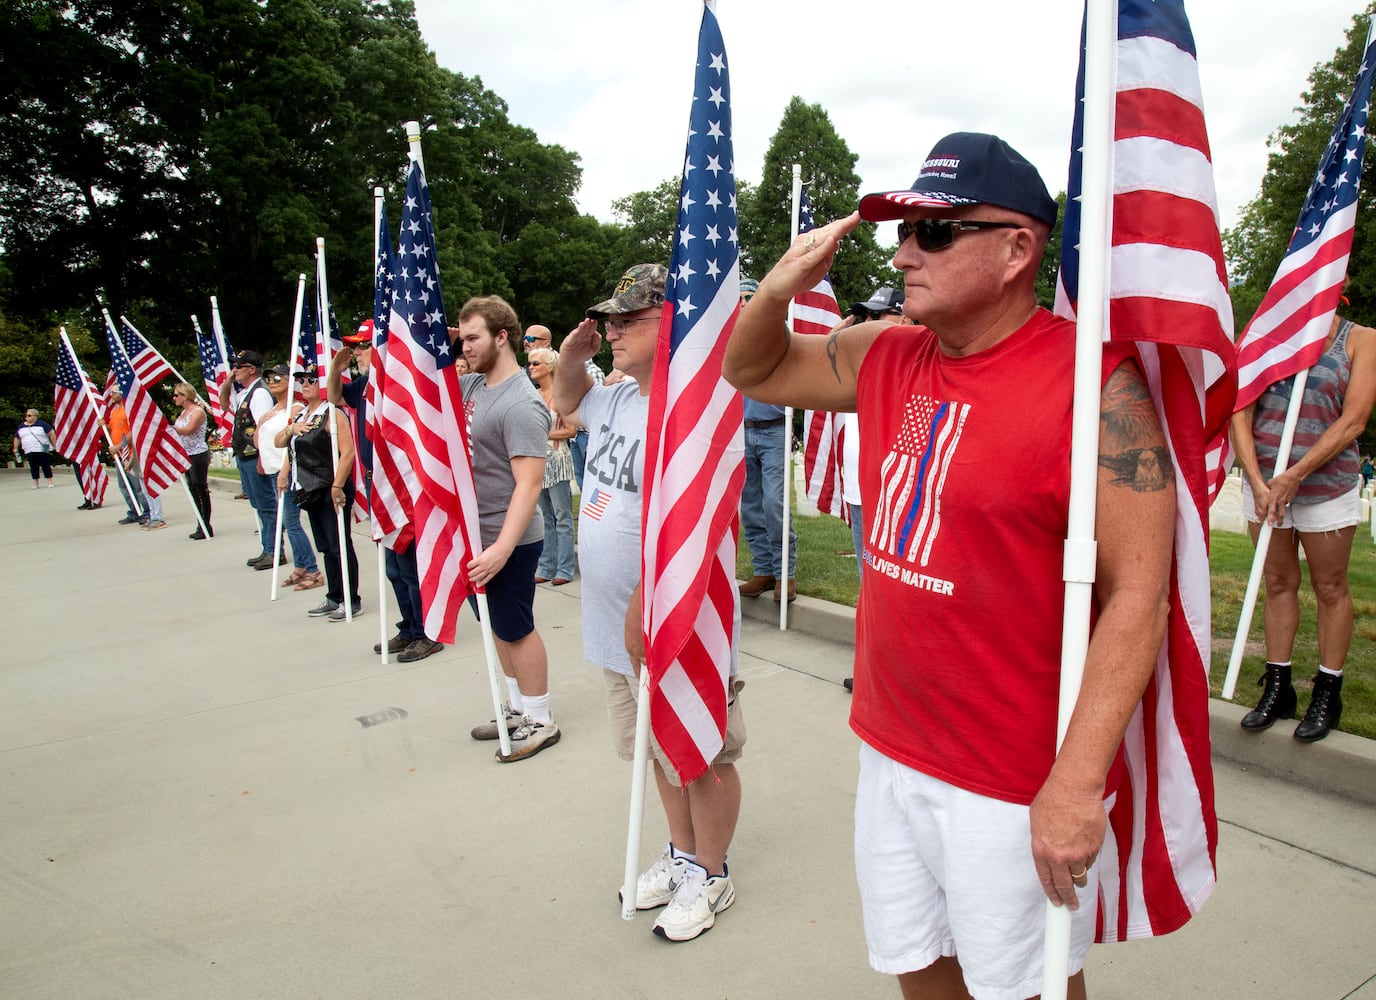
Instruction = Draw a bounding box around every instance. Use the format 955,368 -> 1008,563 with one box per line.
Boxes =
61,327 -> 142,516
1042,2 -> 1114,996
620,665 -> 653,920
1221,369 -> 1311,698
276,276 -> 309,601
210,296 -> 233,379
101,307 -> 157,502
181,475 -> 210,539
374,185 -> 391,664
120,315 -> 196,389
404,118 -> 507,751
318,236 -> 353,622
779,163 -> 802,632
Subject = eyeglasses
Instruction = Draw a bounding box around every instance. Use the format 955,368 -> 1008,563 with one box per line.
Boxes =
896,218 -> 1023,252
265,375 -> 285,384
172,392 -> 185,399
233,363 -> 253,369
523,335 -> 550,344
295,375 -> 319,385
603,316 -> 658,335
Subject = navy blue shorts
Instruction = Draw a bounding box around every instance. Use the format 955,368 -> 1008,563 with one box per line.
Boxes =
468,540 -> 543,642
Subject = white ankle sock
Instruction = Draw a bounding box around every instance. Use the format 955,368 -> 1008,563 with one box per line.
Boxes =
505,677 -> 525,712
1318,665 -> 1343,677
522,692 -> 551,724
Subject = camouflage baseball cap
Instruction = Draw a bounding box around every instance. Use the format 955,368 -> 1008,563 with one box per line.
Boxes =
587,264 -> 668,318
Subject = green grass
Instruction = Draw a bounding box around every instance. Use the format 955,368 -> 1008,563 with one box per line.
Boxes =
743,501 -> 1375,739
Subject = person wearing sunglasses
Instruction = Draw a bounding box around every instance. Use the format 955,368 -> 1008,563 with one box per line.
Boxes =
170,382 -> 214,538
526,323 -> 601,490
256,366 -> 320,585
554,263 -> 746,943
279,369 -> 359,621
220,350 -> 280,570
724,132 -> 1181,999
327,320 -> 441,662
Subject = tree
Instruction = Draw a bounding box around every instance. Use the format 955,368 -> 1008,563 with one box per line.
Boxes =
739,97 -> 894,306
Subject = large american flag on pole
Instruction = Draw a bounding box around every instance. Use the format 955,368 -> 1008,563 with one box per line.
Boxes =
386,157 -> 481,644
795,188 -> 848,521
1054,0 -> 1236,942
194,317 -> 233,447
104,313 -> 190,496
53,334 -> 110,506
367,201 -> 416,551
1234,22 -> 1376,410
115,316 -> 174,388
641,1 -> 746,786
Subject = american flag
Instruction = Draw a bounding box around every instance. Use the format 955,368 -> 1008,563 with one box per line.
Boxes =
795,188 -> 848,521
367,201 -> 416,551
1234,23 -> 1376,410
104,313 -> 190,496
53,333 -> 110,505
295,296 -> 323,381
114,316 -> 174,388
386,157 -> 482,644
194,317 -> 233,447
1054,0 -> 1237,942
581,486 -> 612,522
640,2 -> 746,786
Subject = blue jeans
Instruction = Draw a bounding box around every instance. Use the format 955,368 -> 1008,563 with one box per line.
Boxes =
146,493 -> 164,523
570,428 -> 589,490
275,484 -> 319,572
116,465 -> 148,518
237,456 -> 279,556
850,503 -> 865,587
537,480 -> 577,580
741,423 -> 796,578
386,543 -> 425,641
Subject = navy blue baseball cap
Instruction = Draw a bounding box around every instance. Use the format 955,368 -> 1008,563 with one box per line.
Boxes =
858,132 -> 1058,228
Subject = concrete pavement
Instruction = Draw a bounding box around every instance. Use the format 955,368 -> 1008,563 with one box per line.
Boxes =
2,469 -> 1374,999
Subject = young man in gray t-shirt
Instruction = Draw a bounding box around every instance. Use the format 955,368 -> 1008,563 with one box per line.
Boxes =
554,264 -> 744,944
457,296 -> 557,763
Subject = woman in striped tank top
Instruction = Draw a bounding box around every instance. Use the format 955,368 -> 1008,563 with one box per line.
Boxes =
1230,310 -> 1376,742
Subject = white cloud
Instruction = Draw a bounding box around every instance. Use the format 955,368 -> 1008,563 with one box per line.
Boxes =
413,0 -> 1364,235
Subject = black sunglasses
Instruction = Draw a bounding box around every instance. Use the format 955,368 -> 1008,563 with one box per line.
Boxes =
897,218 -> 1023,252
294,375 -> 319,385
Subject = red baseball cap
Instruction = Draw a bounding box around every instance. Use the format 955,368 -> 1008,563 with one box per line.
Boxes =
342,319 -> 373,345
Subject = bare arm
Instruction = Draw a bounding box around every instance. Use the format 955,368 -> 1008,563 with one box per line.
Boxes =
723,212 -> 881,411
553,319 -> 599,427
465,455 -> 546,585
624,582 -> 645,675
1029,362 -> 1175,909
326,348 -> 351,406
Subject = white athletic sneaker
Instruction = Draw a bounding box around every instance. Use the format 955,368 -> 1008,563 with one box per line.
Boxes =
622,848 -> 689,910
652,862 -> 734,942
495,716 -> 561,762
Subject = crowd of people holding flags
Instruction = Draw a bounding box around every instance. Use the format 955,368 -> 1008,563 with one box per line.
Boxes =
17,0 -> 1376,995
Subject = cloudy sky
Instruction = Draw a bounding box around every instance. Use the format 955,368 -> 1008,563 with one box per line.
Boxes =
411,1 -> 1366,239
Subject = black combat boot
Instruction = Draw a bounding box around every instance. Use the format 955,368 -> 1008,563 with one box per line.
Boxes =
1294,672 -> 1343,743
1239,663 -> 1297,731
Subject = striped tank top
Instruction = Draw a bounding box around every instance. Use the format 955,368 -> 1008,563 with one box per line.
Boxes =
1251,320 -> 1357,503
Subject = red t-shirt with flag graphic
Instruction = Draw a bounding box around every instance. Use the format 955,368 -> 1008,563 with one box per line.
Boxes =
850,309 -> 1132,805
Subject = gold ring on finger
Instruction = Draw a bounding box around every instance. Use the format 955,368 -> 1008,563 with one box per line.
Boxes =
804,233 -> 817,249
1069,867 -> 1087,879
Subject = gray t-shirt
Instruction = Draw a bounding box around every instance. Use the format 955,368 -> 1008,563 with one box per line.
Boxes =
576,380 -> 739,678
460,370 -> 550,548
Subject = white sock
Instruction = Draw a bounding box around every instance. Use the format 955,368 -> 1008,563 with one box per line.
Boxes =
1269,660 -> 1292,669
1318,664 -> 1343,677
505,677 -> 524,712
671,845 -> 696,864
522,691 -> 551,724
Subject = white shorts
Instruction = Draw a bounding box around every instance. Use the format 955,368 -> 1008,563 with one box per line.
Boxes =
854,743 -> 1101,1000
1240,481 -> 1360,532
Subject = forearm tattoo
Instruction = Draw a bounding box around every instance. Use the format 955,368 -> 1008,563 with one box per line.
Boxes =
1098,369 -> 1173,493
826,330 -> 842,384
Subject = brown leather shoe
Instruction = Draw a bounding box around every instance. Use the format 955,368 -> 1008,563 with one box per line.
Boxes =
773,580 -> 796,603
738,575 -> 776,597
